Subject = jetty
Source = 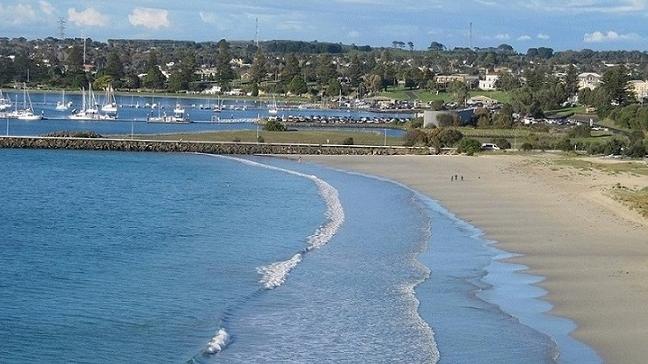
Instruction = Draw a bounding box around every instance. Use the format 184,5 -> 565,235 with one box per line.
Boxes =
0,136 -> 431,155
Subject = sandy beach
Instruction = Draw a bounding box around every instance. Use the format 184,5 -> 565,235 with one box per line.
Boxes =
304,154 -> 648,363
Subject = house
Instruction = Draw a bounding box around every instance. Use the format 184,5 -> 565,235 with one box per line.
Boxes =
628,80 -> 648,101
435,74 -> 479,89
578,73 -> 602,90
467,95 -> 499,107
478,74 -> 499,91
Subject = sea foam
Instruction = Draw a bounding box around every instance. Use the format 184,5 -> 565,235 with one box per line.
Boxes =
205,328 -> 230,354
200,155 -> 345,290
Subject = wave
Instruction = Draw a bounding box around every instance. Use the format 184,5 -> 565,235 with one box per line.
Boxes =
200,154 -> 345,291
205,328 -> 230,354
194,154 -> 345,357
257,253 -> 303,289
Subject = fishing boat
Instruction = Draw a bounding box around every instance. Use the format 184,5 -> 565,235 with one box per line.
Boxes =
101,85 -> 118,114
55,90 -> 72,111
69,85 -> 115,121
0,89 -> 12,111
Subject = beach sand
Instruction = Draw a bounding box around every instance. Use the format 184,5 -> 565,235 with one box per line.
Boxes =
303,154 -> 648,363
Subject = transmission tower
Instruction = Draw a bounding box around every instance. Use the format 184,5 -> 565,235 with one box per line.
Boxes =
255,18 -> 259,47
57,17 -> 66,40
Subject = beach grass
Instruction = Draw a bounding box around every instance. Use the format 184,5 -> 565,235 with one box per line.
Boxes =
611,186 -> 648,218
134,130 -> 404,146
554,158 -> 648,176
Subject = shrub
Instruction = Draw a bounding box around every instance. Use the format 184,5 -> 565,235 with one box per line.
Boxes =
626,142 -> 647,158
341,137 -> 355,145
263,119 -> 287,132
520,142 -> 534,151
403,129 -> 428,146
554,138 -> 572,152
491,138 -> 511,150
457,138 -> 482,156
410,117 -> 423,129
437,128 -> 464,147
257,136 -> 265,143
43,131 -> 103,138
568,125 -> 591,138
233,137 -> 241,143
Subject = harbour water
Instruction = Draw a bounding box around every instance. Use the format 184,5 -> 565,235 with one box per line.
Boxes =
0,149 -> 600,363
0,91 -> 409,137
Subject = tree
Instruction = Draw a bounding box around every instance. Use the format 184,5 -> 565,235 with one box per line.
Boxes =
448,81 -> 469,106
66,45 -> 84,73
215,39 -> 235,88
288,75 -> 308,95
143,52 -> 165,89
407,41 -> 414,52
428,42 -> 446,51
565,64 -> 579,97
495,73 -> 521,91
366,74 -> 383,93
494,103 -> 514,128
104,51 -> 124,79
601,65 -> 633,106
316,54 -> 337,85
281,53 -> 301,84
347,54 -> 364,87
250,48 -> 267,85
326,78 -> 342,96
457,139 -> 482,155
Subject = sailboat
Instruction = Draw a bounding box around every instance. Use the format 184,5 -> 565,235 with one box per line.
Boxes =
101,84 -> 118,114
0,89 -> 12,111
147,104 -> 191,124
8,84 -> 43,121
213,96 -> 223,113
268,95 -> 278,115
69,84 -> 115,120
173,98 -> 185,114
56,90 -> 72,111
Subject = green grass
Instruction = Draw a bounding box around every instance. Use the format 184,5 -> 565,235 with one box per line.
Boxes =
134,130 -> 403,146
612,186 -> 648,218
545,106 -> 587,118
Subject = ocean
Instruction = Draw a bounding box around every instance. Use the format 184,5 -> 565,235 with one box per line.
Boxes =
0,149 -> 600,363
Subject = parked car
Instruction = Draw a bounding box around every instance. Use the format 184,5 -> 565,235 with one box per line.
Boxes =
481,143 -> 501,151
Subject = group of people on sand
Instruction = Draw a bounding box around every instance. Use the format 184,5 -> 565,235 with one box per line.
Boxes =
451,174 -> 463,182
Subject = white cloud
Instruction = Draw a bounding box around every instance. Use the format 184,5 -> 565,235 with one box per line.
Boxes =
517,35 -> 532,41
68,7 -> 108,27
39,1 -> 54,16
537,33 -> 550,40
129,7 -> 170,30
495,33 -> 511,40
523,0 -> 646,13
199,11 -> 217,24
348,30 -> 360,38
0,3 -> 37,25
584,30 -> 641,43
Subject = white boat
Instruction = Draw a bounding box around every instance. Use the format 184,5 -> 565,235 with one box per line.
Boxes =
213,96 -> 223,113
0,89 -> 12,111
55,90 -> 72,111
173,99 -> 185,114
147,106 -> 191,124
8,84 -> 43,121
268,95 -> 278,115
101,85 -> 118,114
69,85 -> 115,121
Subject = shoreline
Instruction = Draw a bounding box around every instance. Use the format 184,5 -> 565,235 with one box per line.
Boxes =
302,154 -> 648,363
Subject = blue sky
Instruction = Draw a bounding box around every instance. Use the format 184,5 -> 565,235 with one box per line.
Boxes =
1,0 -> 647,51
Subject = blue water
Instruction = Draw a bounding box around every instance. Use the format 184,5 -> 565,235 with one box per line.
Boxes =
0,91 -> 408,137
0,150 -> 600,363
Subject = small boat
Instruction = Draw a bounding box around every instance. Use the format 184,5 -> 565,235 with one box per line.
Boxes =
8,84 -> 43,121
101,85 -> 118,114
69,85 -> 116,121
0,89 -> 12,111
268,95 -> 278,115
55,90 -> 72,111
147,105 -> 191,124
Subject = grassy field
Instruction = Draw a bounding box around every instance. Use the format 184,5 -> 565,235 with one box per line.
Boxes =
545,106 -> 587,118
136,130 -> 404,146
379,87 -> 512,103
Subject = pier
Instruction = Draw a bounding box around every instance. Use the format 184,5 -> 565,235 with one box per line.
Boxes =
0,136 -> 431,155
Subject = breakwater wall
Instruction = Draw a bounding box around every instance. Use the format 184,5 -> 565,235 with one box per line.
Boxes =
0,136 -> 431,155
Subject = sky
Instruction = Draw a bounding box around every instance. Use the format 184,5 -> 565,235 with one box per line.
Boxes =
1,0 -> 648,51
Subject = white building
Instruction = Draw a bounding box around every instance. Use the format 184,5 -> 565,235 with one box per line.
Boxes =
478,74 -> 499,91
629,80 -> 648,101
578,73 -> 602,90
